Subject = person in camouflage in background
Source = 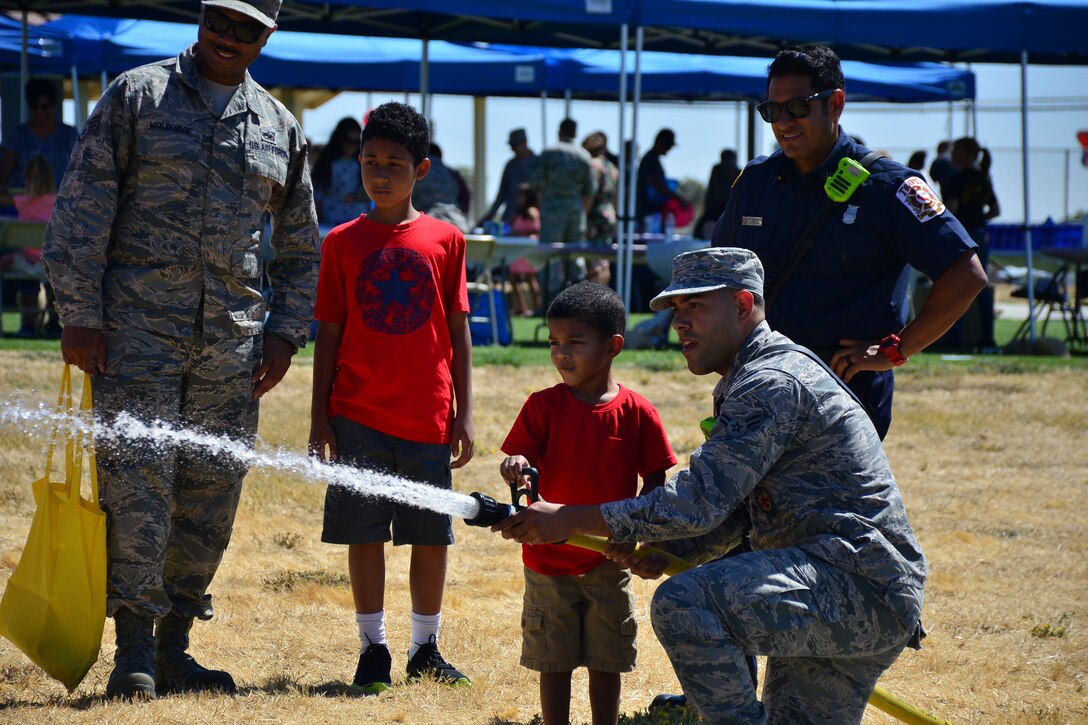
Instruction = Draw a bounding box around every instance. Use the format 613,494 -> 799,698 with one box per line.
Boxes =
42,0 -> 319,701
531,117 -> 596,245
494,248 -> 927,724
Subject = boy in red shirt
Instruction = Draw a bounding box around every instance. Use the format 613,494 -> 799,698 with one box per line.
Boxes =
500,282 -> 676,725
309,102 -> 474,694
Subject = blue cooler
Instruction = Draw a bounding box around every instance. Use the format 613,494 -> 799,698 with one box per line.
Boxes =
468,283 -> 513,346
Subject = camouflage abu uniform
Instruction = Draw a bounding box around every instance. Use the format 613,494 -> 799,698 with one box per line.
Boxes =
602,321 -> 927,724
42,45 -> 320,621
531,140 -> 596,244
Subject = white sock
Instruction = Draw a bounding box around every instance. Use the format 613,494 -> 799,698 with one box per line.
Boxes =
409,611 -> 441,659
356,610 -> 387,651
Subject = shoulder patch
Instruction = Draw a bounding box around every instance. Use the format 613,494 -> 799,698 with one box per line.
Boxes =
721,410 -> 764,438
896,176 -> 945,222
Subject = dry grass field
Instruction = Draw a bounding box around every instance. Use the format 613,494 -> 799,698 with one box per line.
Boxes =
1,348 -> 1086,724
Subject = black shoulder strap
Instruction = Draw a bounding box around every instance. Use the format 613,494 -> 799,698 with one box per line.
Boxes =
761,342 -> 865,410
765,151 -> 883,312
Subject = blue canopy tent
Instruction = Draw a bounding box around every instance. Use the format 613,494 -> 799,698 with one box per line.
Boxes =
36,15 -> 550,97
637,0 -> 1088,65
0,15 -> 68,69
27,15 -> 974,105
486,44 -> 974,103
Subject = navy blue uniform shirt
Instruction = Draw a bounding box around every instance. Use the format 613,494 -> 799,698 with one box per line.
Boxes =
714,130 -> 976,352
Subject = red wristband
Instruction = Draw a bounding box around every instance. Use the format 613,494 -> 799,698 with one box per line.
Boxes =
878,334 -> 908,366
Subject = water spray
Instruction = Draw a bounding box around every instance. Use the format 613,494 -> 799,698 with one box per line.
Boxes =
0,401 -> 481,520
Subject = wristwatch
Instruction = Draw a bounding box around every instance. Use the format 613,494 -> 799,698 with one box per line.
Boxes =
878,334 -> 909,367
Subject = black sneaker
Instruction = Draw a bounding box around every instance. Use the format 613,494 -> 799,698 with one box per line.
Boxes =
405,635 -> 470,686
351,642 -> 392,695
649,694 -> 690,713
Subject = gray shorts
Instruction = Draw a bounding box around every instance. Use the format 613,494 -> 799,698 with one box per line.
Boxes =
320,416 -> 455,546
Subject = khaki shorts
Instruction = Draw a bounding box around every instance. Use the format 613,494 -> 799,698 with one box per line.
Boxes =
520,561 -> 638,673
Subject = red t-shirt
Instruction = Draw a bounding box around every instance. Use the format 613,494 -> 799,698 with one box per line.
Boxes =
315,213 -> 470,444
502,384 -> 677,576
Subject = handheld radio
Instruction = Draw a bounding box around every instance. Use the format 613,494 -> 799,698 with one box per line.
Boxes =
824,157 -> 871,202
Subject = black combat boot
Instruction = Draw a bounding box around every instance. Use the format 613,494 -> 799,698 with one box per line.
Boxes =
105,608 -> 157,699
155,613 -> 237,694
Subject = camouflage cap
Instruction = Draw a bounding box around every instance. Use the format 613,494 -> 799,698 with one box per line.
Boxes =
508,128 -> 527,146
202,0 -> 280,27
649,247 -> 764,311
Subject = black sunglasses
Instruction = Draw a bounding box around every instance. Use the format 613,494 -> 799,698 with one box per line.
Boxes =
756,88 -> 837,124
203,6 -> 266,45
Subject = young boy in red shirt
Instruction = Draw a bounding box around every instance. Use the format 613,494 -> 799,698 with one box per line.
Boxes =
500,282 -> 676,725
309,102 -> 474,694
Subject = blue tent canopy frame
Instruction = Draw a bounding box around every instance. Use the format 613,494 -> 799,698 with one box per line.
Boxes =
4,16 -> 974,105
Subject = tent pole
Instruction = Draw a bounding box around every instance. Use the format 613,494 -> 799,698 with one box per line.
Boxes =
420,37 -> 430,123
623,26 -> 643,313
473,96 -> 487,226
746,101 -> 756,162
101,70 -> 108,95
1020,50 -> 1036,345
20,10 -> 28,123
70,65 -> 82,133
1064,149 -> 1070,221
615,23 -> 629,308
564,88 -> 572,119
967,64 -> 978,137
735,102 -> 742,155
540,90 -> 547,150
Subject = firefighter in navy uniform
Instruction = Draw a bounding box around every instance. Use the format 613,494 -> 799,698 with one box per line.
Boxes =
714,44 -> 986,440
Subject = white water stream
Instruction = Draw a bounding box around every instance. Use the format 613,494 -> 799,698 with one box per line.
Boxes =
1,401 -> 482,520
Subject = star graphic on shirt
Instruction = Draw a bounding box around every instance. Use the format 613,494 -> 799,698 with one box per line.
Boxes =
372,270 -> 417,310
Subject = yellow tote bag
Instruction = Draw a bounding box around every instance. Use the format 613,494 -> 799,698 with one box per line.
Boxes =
0,366 -> 107,692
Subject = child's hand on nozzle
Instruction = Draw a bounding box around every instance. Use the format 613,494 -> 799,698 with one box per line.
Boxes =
500,455 -> 532,485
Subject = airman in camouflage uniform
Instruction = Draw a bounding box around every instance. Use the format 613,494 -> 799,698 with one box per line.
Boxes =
530,118 -> 597,245
495,248 -> 926,724
42,0 -> 319,700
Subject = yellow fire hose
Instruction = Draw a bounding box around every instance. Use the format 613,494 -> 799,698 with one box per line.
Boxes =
566,534 -> 955,725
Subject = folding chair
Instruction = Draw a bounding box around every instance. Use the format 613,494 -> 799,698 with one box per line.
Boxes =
0,221 -> 49,336
1009,266 -> 1083,344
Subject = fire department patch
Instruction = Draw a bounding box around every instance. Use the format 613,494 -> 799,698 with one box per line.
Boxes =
355,247 -> 436,334
896,176 -> 945,222
753,488 -> 776,517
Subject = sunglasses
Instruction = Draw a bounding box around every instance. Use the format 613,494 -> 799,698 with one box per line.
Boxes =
203,6 -> 266,45
756,88 -> 837,124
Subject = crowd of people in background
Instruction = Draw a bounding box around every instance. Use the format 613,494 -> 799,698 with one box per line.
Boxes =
1,73 -> 1001,347
0,78 -> 73,338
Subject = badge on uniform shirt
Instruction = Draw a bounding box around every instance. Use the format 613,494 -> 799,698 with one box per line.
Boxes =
261,128 -> 276,144
722,410 -> 764,438
741,216 -> 763,227
753,487 -> 777,518
843,204 -> 859,225
896,176 -> 946,222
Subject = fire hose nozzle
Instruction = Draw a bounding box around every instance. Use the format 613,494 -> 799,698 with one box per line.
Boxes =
464,491 -> 516,527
